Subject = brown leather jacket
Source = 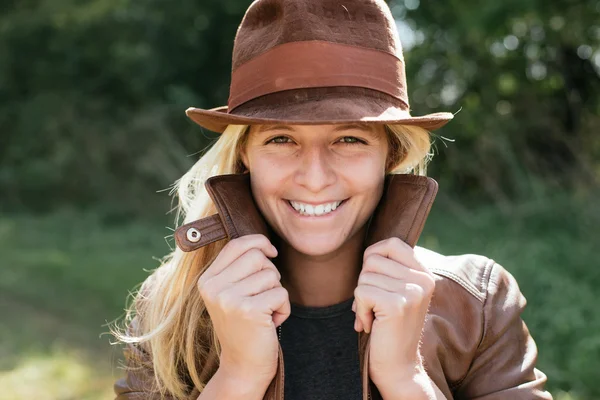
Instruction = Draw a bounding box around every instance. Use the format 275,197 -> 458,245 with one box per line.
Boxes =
114,174 -> 553,400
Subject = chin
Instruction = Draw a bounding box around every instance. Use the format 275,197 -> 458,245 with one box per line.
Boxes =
281,230 -> 350,257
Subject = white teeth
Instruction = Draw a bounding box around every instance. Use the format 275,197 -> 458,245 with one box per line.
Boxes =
289,200 -> 343,216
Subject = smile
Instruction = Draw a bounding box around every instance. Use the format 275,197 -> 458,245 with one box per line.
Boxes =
287,200 -> 345,217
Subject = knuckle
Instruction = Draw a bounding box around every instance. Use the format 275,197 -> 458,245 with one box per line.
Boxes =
216,291 -> 237,312
265,268 -> 280,283
226,234 -> 266,252
197,277 -> 214,299
262,261 -> 280,280
247,249 -> 266,271
247,248 -> 264,262
389,236 -> 405,248
275,286 -> 289,300
362,254 -> 377,271
422,275 -> 436,295
393,294 -> 407,312
246,234 -> 269,247
354,285 -> 366,299
383,236 -> 401,248
223,237 -> 243,254
404,284 -> 430,305
357,272 -> 372,285
238,299 -> 255,317
271,264 -> 282,280
256,233 -> 270,244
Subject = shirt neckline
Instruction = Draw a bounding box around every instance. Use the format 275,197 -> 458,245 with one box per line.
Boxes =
289,296 -> 355,319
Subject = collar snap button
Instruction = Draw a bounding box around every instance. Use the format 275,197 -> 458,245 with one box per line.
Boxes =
186,227 -> 201,243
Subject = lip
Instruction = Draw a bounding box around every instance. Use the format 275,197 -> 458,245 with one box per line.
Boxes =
286,199 -> 344,206
285,199 -> 347,218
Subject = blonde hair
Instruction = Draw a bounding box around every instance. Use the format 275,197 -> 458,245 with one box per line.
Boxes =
111,123 -> 433,398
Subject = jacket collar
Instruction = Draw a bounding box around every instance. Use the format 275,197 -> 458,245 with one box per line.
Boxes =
174,173 -> 438,400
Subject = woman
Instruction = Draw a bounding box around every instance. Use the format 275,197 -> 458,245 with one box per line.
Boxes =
112,1 -> 552,399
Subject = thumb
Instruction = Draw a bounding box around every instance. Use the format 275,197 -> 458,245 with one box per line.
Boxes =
355,296 -> 374,334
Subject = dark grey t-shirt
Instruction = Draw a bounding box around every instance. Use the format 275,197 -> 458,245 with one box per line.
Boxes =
278,296 -> 362,400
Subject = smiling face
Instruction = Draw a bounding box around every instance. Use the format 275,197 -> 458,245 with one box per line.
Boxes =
240,123 -> 389,257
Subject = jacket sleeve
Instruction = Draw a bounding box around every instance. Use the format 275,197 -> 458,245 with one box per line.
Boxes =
454,262 -> 553,400
113,317 -> 178,400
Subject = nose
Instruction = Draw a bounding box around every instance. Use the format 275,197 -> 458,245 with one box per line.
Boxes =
294,146 -> 337,193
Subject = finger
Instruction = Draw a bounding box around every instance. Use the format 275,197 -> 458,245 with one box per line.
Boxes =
214,248 -> 280,286
202,235 -> 277,281
361,254 -> 432,287
223,268 -> 282,298
358,277 -> 431,313
351,300 -> 363,332
357,271 -> 408,293
249,286 -> 291,328
354,315 -> 364,332
357,286 -> 412,333
354,285 -> 377,334
364,237 -> 429,274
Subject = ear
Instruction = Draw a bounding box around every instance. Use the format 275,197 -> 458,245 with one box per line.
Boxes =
237,127 -> 251,173
239,147 -> 250,173
384,127 -> 407,173
385,147 -> 406,173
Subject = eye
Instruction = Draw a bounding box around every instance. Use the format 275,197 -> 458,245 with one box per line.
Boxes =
337,136 -> 366,145
266,136 -> 294,145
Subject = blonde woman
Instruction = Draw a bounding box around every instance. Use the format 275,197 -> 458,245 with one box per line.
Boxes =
112,1 -> 552,399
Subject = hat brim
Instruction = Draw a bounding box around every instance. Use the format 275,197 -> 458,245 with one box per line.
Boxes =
186,96 -> 453,133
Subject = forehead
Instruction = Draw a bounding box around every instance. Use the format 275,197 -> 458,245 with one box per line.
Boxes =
251,123 -> 379,134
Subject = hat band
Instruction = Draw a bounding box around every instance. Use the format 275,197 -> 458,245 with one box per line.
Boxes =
228,40 -> 408,112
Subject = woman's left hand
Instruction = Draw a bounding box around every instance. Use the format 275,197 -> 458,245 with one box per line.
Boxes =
353,237 -> 436,391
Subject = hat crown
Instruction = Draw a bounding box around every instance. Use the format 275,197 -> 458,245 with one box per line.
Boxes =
183,0 -> 454,134
232,0 -> 404,71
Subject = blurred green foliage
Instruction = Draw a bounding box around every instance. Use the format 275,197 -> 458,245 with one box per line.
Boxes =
402,0 -> 600,202
1,0 -> 598,214
0,0 -> 598,398
0,210 -> 169,399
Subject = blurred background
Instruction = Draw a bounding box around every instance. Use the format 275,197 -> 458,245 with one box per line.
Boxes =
0,0 -> 598,399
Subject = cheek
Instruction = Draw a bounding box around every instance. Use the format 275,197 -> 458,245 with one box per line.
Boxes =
339,151 -> 386,220
246,153 -> 290,211
340,150 -> 387,185
251,173 -> 282,202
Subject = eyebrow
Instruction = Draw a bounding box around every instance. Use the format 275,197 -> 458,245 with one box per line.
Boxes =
256,123 -> 375,134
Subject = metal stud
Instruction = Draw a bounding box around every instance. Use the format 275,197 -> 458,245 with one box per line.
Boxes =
186,227 -> 201,243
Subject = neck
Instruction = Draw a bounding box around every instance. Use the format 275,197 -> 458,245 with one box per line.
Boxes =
274,227 -> 366,307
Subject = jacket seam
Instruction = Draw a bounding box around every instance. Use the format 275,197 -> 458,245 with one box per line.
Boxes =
429,267 -> 485,303
448,259 -> 496,391
476,259 -> 496,350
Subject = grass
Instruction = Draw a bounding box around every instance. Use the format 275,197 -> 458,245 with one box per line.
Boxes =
0,192 -> 597,399
0,209 -> 173,400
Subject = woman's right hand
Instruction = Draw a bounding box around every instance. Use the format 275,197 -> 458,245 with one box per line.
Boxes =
197,234 -> 290,387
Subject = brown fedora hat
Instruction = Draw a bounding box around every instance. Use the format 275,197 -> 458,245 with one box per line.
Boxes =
186,0 -> 454,133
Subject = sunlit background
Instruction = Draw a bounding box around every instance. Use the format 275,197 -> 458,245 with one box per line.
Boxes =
0,0 -> 598,399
